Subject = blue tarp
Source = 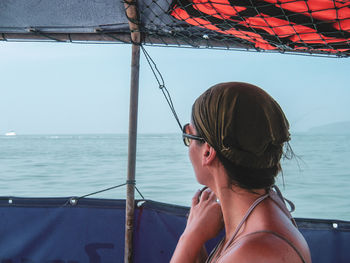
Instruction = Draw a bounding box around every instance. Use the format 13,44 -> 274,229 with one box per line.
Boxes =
0,197 -> 349,262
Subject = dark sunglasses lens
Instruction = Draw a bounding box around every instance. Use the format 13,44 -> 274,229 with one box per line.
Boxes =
182,124 -> 190,146
183,136 -> 190,146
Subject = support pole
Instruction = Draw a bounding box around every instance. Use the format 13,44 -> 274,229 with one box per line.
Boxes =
124,42 -> 140,263
124,0 -> 141,262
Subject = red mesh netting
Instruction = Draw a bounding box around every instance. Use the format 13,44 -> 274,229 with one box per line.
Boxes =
168,0 -> 350,55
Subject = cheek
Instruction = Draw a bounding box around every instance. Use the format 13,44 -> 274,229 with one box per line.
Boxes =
188,146 -> 196,170
188,145 -> 192,160
188,145 -> 204,183
188,144 -> 196,165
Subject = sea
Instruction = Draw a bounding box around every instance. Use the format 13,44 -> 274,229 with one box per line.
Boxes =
0,133 -> 349,221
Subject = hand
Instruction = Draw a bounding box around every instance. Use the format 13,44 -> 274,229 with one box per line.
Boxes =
184,188 -> 224,244
170,188 -> 223,263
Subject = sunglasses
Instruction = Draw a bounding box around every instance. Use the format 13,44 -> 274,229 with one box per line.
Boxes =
182,123 -> 205,147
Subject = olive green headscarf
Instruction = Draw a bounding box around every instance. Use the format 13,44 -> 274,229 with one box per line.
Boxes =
192,82 -> 290,169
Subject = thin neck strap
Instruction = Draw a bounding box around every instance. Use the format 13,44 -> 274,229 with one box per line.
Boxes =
222,193 -> 269,252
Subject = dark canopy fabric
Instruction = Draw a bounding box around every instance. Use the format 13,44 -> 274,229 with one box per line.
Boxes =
0,0 -> 349,56
0,0 -> 128,32
0,197 -> 349,262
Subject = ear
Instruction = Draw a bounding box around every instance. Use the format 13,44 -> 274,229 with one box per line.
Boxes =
202,143 -> 217,166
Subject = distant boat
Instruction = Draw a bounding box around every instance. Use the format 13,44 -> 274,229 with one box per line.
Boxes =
5,131 -> 16,136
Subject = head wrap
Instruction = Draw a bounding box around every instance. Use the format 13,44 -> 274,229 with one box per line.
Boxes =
192,82 -> 290,169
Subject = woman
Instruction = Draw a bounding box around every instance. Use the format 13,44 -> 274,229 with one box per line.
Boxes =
171,82 -> 311,263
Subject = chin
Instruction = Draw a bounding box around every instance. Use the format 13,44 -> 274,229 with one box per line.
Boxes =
195,176 -> 208,186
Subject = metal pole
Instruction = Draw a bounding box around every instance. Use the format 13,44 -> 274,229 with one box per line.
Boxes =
124,0 -> 141,261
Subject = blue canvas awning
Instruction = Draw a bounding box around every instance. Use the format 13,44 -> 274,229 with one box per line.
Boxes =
0,197 -> 349,262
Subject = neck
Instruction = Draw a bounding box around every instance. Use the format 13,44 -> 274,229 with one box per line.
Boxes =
210,170 -> 267,241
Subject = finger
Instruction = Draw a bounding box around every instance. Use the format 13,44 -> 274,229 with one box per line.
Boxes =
197,186 -> 208,201
208,190 -> 217,201
200,188 -> 211,200
192,189 -> 201,206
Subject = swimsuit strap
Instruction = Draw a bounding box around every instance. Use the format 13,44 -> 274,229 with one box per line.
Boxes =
244,230 -> 307,263
206,188 -> 300,263
205,193 -> 269,263
270,185 -> 298,227
272,185 -> 295,213
222,193 -> 270,252
205,238 -> 224,263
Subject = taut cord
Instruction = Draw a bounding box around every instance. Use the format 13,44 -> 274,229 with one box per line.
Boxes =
141,45 -> 183,131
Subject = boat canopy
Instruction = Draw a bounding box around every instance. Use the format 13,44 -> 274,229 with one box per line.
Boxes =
1,0 -> 350,57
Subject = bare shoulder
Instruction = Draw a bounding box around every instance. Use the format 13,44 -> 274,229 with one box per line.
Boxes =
219,231 -> 311,263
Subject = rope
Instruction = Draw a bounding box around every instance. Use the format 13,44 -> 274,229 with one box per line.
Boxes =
63,180 -> 145,206
141,45 -> 183,131
68,33 -> 72,43
63,46 -> 179,206
123,0 -> 141,26
77,182 -> 127,200
1,33 -> 7,41
135,186 -> 145,200
29,28 -> 65,42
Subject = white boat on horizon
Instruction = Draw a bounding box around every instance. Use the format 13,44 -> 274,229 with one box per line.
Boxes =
5,131 -> 16,136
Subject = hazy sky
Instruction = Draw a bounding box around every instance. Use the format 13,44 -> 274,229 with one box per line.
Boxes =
0,41 -> 349,134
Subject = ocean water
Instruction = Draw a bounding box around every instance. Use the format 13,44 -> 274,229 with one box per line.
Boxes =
0,133 -> 349,221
